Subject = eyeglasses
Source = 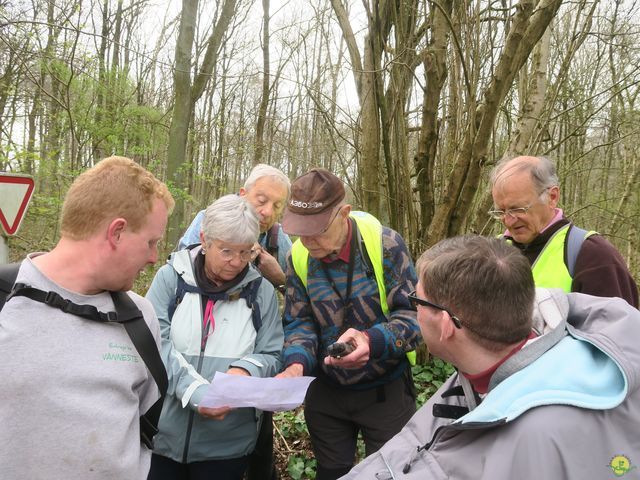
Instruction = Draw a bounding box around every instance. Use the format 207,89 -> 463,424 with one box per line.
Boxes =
216,246 -> 258,262
489,187 -> 552,221
408,290 -> 462,329
487,205 -> 534,221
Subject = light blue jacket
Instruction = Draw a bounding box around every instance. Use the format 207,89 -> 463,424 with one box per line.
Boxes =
178,209 -> 292,272
146,248 -> 283,463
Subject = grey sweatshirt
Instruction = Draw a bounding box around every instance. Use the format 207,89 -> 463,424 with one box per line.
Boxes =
0,254 -> 161,480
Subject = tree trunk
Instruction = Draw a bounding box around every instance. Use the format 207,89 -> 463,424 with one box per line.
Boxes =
166,0 -> 239,245
330,0 -> 382,216
166,0 -> 198,243
92,0 -> 109,161
415,0 -> 452,244
254,0 -> 270,165
427,0 -> 563,245
467,26 -> 552,235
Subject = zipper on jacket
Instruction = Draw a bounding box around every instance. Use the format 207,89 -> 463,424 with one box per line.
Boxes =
181,347 -> 206,463
181,294 -> 209,463
401,419 -> 507,474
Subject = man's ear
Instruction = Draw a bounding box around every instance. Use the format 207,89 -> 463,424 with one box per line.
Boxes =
439,312 -> 456,343
239,187 -> 247,197
340,204 -> 352,219
547,185 -> 560,208
107,218 -> 127,248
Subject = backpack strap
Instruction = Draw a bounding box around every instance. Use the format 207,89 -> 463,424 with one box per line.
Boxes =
565,225 -> 589,277
7,283 -> 167,450
239,277 -> 263,332
266,223 -> 280,257
10,284 -> 120,322
0,262 -> 20,311
111,292 -> 168,450
170,272 -> 264,333
354,220 -> 375,278
432,385 -> 480,420
168,246 -> 202,319
168,273 -> 201,320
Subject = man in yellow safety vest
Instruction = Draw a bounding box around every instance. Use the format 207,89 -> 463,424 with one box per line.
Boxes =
276,168 -> 421,480
489,155 -> 637,307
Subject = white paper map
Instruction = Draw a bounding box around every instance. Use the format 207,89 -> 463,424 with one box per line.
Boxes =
199,372 -> 315,412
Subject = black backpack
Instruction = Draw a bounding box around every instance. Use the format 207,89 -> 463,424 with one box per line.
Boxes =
0,262 -> 168,449
0,263 -> 19,311
265,223 -> 280,258
169,272 -> 263,332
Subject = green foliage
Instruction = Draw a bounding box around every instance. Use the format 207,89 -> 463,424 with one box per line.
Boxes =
275,409 -> 308,437
165,179 -> 193,204
274,409 -> 316,479
6,191 -> 63,261
271,361 -> 455,479
40,57 -> 169,164
286,456 -> 316,480
412,358 -> 456,408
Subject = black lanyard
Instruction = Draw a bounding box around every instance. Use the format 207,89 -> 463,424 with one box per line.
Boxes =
320,218 -> 357,313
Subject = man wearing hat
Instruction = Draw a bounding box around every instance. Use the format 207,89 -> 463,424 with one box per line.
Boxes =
276,168 -> 421,480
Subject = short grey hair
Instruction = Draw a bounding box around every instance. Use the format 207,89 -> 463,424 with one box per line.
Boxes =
243,164 -> 291,198
201,194 -> 259,245
490,156 -> 559,194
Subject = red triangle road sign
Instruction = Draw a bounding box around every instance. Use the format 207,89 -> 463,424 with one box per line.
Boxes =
0,173 -> 35,236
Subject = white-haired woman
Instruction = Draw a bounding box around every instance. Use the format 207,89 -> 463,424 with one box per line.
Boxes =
146,194 -> 283,480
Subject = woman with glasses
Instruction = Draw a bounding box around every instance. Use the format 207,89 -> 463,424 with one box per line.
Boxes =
145,194 -> 283,480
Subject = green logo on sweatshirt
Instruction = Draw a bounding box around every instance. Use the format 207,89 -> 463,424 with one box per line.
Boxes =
609,455 -> 636,477
103,342 -> 140,363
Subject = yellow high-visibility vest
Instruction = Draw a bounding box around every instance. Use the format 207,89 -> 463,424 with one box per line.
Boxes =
291,211 -> 416,365
506,224 -> 595,292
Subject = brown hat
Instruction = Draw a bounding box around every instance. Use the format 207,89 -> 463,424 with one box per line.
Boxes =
282,168 -> 345,236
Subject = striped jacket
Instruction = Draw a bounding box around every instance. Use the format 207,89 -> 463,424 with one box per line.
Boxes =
282,222 -> 421,388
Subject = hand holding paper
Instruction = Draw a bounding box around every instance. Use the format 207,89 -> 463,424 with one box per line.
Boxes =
199,372 -> 315,412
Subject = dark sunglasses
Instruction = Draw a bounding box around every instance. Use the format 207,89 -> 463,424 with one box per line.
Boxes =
408,290 -> 462,329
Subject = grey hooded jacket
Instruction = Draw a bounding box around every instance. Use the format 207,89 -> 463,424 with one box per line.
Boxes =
340,289 -> 640,479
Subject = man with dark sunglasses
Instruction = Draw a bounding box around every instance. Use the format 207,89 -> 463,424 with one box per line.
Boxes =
342,235 -> 640,479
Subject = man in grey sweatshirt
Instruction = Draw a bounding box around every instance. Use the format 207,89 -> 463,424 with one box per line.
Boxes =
0,156 -> 174,479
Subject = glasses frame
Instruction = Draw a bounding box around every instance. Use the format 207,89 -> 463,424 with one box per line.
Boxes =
215,246 -> 258,263
487,204 -> 534,221
488,186 -> 553,221
408,290 -> 462,329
